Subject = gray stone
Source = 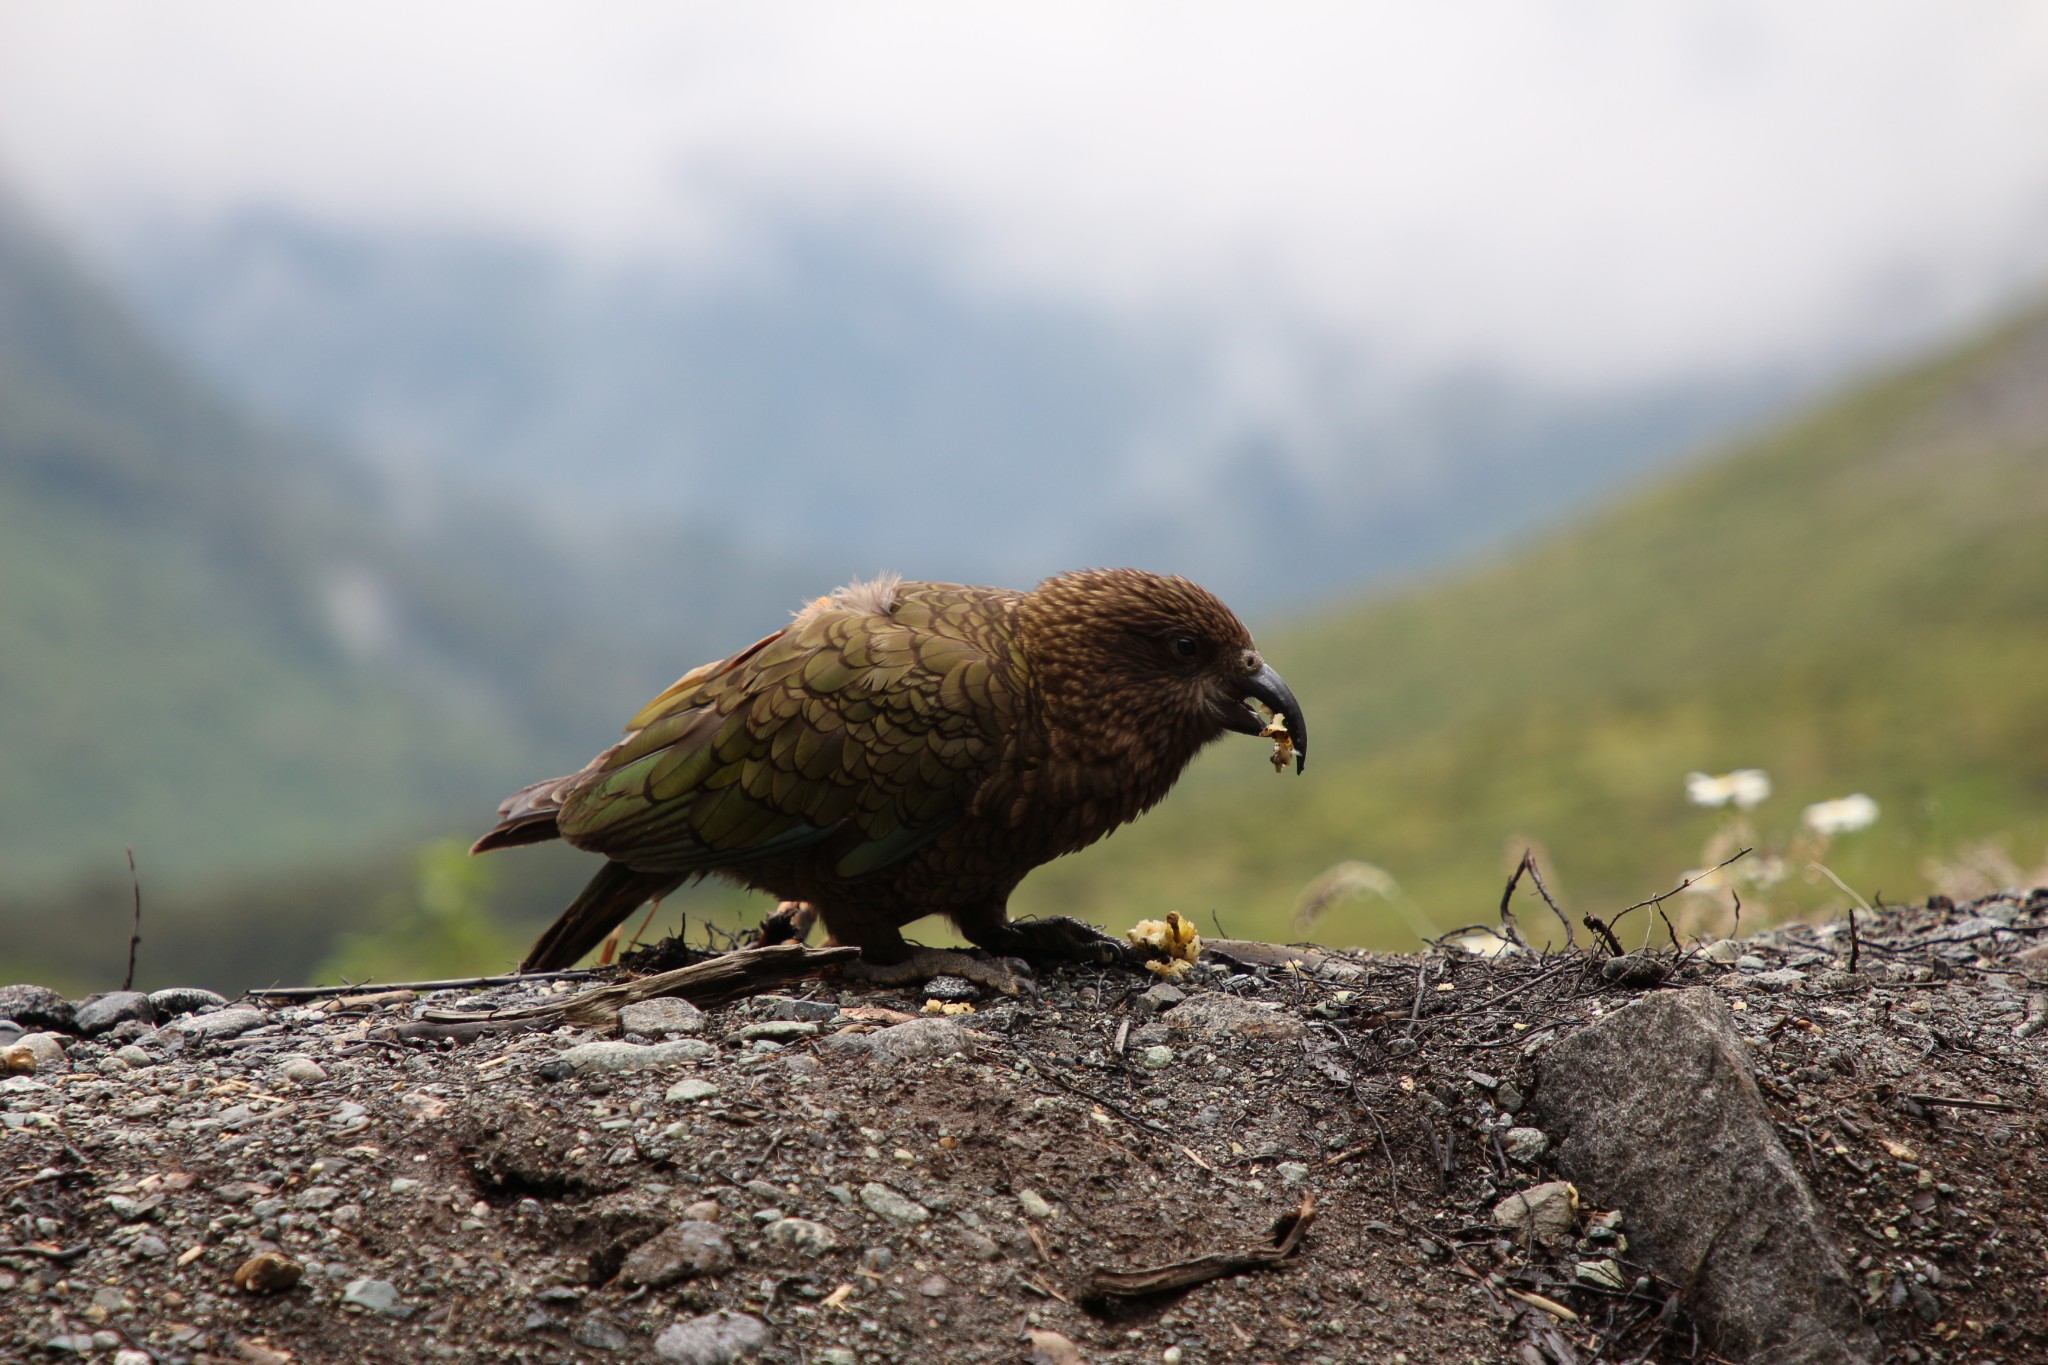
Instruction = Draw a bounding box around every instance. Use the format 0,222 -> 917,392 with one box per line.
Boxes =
726,1020 -> 818,1044
1136,983 -> 1187,1014
764,1216 -> 839,1255
821,1016 -> 986,1064
653,1310 -> 772,1364
1491,1181 -> 1578,1242
73,992 -> 155,1035
171,1007 -> 266,1039
1503,1126 -> 1550,1164
114,1045 -> 155,1069
1016,1189 -> 1054,1221
1161,993 -> 1305,1041
619,997 -> 706,1036
1735,954 -> 1769,972
859,1181 -> 929,1224
341,1277 -> 412,1318
278,1055 -> 328,1084
816,1351 -> 858,1365
1276,1161 -> 1310,1187
1138,1045 -> 1175,1069
921,974 -> 979,1002
0,985 -> 74,1032
147,987 -> 229,1018
12,1032 -> 68,1071
617,1221 -> 734,1287
1529,987 -> 1875,1365
1496,1082 -> 1524,1113
574,1317 -> 630,1351
556,1039 -> 713,1074
664,1077 -> 721,1103
296,1185 -> 344,1211
1749,968 -> 1809,991
761,996 -> 839,1022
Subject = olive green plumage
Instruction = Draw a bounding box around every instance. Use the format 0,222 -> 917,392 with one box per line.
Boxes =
476,568 -> 1306,972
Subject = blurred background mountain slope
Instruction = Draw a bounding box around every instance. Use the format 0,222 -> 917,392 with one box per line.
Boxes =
6,5 -> 2048,993
1016,308 -> 2048,945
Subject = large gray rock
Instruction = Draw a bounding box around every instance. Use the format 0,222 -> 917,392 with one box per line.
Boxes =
0,985 -> 75,1032
1529,987 -> 1875,1365
73,992 -> 156,1035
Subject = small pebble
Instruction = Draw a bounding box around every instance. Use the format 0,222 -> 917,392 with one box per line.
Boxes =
147,987 -> 229,1019
278,1055 -> 328,1084
232,1251 -> 304,1294
73,991 -> 157,1035
11,1032 -> 67,1072
341,1277 -> 411,1318
618,1221 -> 734,1287
761,996 -> 839,1022
0,984 -> 75,1031
556,1039 -> 713,1074
860,1181 -> 930,1224
664,1077 -> 721,1103
171,1007 -> 267,1040
727,1020 -> 818,1044
921,975 -> 980,1003
1017,1189 -> 1055,1220
653,1310 -> 772,1364
618,997 -> 706,1036
764,1216 -> 839,1256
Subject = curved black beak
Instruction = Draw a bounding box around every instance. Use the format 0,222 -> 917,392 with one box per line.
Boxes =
1222,662 -> 1307,772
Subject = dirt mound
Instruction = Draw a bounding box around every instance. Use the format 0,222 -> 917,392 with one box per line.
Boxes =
3,891 -> 2044,1363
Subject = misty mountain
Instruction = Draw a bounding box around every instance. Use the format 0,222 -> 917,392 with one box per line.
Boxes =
0,199 -> 827,896
99,208 -> 1794,610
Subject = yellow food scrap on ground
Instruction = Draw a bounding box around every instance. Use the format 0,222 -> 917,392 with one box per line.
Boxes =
921,999 -> 976,1015
1126,911 -> 1202,977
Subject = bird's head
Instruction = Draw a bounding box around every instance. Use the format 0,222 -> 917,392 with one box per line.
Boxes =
1018,568 -> 1307,774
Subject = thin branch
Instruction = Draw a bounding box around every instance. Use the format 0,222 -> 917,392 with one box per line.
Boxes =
1501,849 -> 1573,949
122,845 -> 142,993
1606,847 -> 1754,940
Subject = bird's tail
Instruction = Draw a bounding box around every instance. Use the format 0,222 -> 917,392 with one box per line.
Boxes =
522,862 -> 683,972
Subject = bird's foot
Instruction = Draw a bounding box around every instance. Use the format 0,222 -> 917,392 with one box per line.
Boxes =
969,915 -> 1133,969
754,900 -> 818,946
844,948 -> 1034,997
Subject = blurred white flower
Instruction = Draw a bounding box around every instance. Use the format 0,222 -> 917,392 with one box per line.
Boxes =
1685,769 -> 1772,810
1804,794 -> 1879,835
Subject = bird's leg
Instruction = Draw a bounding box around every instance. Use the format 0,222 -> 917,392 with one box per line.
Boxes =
951,904 -> 1131,968
839,918 -> 1032,997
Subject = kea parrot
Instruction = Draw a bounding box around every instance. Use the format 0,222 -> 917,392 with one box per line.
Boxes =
474,568 -> 1307,987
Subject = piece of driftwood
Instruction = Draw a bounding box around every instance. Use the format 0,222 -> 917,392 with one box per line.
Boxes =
1082,1194 -> 1315,1300
251,969 -> 602,1001
421,943 -> 860,1031
1202,938 -> 1332,973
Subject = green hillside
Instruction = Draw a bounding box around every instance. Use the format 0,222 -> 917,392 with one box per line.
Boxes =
1012,311 -> 2048,948
0,205 -> 607,898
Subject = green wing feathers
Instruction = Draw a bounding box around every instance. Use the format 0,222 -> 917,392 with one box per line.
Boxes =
554,584 -> 1021,879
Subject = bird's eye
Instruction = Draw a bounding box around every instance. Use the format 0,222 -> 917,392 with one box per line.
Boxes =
1173,635 -> 1199,659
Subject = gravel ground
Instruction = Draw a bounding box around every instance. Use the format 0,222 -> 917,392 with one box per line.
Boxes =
3,890 -> 2046,1364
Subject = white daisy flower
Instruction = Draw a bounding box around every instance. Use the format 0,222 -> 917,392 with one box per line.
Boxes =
1685,769 -> 1772,809
1804,794 -> 1879,835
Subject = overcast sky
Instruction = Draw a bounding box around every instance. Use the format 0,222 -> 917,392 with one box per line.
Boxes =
3,2 -> 2047,390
